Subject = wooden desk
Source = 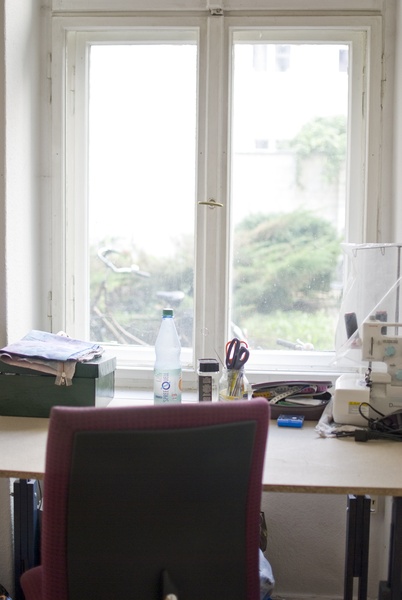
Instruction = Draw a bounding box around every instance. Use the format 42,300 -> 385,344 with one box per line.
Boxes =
0,416 -> 48,479
1,415 -> 401,600
1,416 -> 401,495
261,422 -> 402,600
263,422 -> 402,496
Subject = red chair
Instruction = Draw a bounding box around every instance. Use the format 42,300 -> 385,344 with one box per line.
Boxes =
21,398 -> 269,600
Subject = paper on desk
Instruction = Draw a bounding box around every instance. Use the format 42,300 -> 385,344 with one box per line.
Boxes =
314,398 -> 363,437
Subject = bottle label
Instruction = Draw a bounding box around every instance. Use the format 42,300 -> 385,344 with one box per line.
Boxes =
154,368 -> 182,404
199,375 -> 213,401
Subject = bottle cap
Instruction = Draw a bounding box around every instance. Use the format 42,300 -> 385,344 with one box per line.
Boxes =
162,308 -> 174,317
198,358 -> 219,373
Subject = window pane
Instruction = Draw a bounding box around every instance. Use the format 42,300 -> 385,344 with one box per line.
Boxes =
230,41 -> 349,352
88,41 -> 197,348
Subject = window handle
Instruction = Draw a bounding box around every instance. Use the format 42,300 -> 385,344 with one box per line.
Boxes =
198,199 -> 223,208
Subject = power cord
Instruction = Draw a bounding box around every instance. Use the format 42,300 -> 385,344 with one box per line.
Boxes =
336,429 -> 402,442
335,402 -> 402,442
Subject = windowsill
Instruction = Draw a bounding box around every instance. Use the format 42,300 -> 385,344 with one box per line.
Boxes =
114,363 -> 360,392
113,342 -> 362,387
109,387 -> 198,406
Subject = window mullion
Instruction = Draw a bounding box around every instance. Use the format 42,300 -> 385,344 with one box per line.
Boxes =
195,14 -> 230,365
65,32 -> 90,339
50,18 -> 69,334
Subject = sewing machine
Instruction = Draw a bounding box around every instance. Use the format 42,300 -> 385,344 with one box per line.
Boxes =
333,318 -> 402,425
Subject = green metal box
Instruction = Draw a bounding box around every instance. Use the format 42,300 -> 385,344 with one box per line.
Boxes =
0,354 -> 116,418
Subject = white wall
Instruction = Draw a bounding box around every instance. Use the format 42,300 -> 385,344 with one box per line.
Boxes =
0,0 -> 49,594
392,1 -> 402,240
0,0 -> 401,597
0,0 -> 6,345
262,492 -> 390,598
0,5 -> 11,592
0,0 -> 49,350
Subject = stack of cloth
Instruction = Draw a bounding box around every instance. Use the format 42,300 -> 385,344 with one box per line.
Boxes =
0,330 -> 103,386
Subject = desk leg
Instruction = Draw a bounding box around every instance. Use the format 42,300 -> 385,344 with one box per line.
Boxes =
13,480 -> 41,600
379,496 -> 402,600
344,494 -> 371,600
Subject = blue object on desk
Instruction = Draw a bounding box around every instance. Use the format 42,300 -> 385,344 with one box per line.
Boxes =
277,415 -> 304,428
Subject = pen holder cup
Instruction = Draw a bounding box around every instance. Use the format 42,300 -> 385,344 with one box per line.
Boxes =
219,367 -> 251,401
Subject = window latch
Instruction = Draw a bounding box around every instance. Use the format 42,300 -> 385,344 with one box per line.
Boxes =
198,199 -> 224,208
208,6 -> 224,16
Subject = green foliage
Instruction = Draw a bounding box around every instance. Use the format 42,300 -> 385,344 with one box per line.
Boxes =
90,236 -> 194,345
89,212 -> 341,350
290,115 -> 347,184
241,308 -> 338,351
232,210 -> 341,326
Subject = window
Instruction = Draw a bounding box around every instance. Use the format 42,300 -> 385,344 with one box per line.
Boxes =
88,36 -> 197,351
52,13 -> 382,385
275,44 -> 291,71
231,37 -> 350,354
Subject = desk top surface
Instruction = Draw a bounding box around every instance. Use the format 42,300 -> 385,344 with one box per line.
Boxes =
0,409 -> 401,495
0,415 -> 48,480
263,422 -> 402,495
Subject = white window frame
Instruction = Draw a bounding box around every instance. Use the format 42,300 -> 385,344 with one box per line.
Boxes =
50,12 -> 384,388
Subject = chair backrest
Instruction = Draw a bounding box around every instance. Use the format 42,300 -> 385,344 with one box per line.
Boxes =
40,399 -> 269,600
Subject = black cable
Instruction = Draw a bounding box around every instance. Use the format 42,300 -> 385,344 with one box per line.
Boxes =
358,401 -> 384,427
334,402 -> 402,442
354,429 -> 402,442
335,429 -> 402,442
357,402 -> 402,437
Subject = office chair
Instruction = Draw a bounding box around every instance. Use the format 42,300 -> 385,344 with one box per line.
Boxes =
21,398 -> 269,600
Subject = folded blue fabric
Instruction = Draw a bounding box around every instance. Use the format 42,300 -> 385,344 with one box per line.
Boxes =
1,330 -> 103,362
0,330 -> 104,385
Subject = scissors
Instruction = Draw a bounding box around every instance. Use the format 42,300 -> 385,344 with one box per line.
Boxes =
225,338 -> 249,370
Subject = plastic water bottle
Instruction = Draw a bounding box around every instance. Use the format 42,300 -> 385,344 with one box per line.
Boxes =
154,308 -> 182,404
